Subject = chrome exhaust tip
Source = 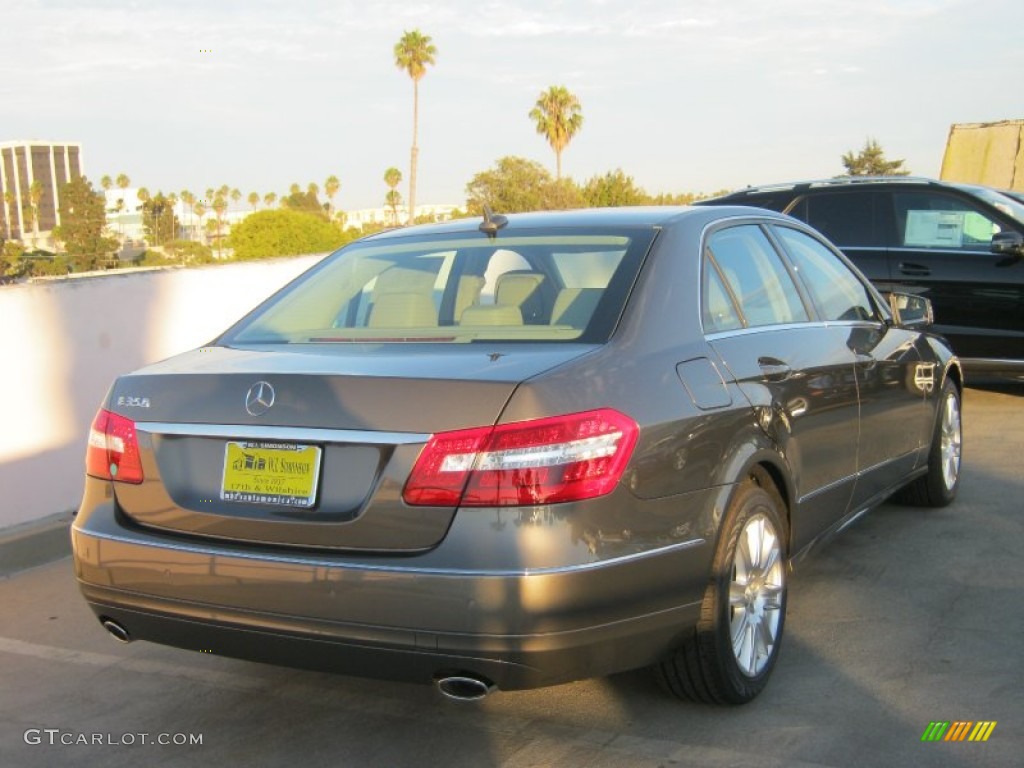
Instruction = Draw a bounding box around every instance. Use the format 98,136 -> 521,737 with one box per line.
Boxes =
100,618 -> 131,643
435,675 -> 496,702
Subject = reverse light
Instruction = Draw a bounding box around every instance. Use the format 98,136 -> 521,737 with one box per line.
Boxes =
86,409 -> 144,484
403,408 -> 638,507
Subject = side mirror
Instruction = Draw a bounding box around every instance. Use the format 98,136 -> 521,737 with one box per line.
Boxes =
991,230 -> 1024,257
886,291 -> 934,328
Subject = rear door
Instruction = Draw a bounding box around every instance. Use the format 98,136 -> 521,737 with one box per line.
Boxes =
701,222 -> 860,554
784,189 -> 889,285
769,224 -> 928,508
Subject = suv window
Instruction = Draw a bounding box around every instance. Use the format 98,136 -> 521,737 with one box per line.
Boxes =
788,190 -> 878,247
891,191 -> 1003,250
705,225 -> 809,328
773,226 -> 879,322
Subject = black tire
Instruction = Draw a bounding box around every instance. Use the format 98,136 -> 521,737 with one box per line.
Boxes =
895,378 -> 962,508
656,475 -> 788,705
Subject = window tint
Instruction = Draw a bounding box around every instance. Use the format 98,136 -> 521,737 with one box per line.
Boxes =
801,191 -> 877,247
891,191 -> 1003,250
706,225 -> 809,328
774,227 -> 878,322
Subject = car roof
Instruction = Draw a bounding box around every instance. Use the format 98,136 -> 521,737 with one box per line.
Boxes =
703,176 -> 999,202
358,205 -> 791,241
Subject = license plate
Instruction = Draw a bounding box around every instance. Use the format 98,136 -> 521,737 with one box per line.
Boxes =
221,441 -> 322,507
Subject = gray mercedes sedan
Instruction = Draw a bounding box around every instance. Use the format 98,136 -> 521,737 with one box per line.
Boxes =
72,206 -> 962,705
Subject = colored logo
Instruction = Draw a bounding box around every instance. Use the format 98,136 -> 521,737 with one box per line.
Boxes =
921,721 -> 996,742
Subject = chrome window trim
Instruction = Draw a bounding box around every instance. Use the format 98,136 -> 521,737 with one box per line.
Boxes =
704,319 -> 883,341
135,422 -> 430,445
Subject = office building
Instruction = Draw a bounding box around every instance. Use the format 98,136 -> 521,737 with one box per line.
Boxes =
0,140 -> 83,244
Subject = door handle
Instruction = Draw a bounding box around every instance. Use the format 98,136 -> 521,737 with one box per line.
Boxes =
757,357 -> 792,382
899,262 -> 931,277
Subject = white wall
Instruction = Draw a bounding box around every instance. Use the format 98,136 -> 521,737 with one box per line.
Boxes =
0,255 -> 324,529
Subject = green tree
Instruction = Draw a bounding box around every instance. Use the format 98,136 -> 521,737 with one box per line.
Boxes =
384,167 -> 402,224
841,138 -> 910,176
141,193 -> 180,248
230,188 -> 242,209
394,29 -> 437,224
324,175 -> 340,219
263,192 -> 277,209
581,169 -> 649,207
279,188 -> 324,217
465,156 -> 582,214
248,191 -> 260,211
529,85 -> 584,180
54,176 -> 118,270
228,208 -> 348,260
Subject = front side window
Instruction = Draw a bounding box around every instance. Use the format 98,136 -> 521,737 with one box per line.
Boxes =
891,191 -> 1003,250
773,226 -> 879,322
705,225 -> 809,328
223,229 -> 655,345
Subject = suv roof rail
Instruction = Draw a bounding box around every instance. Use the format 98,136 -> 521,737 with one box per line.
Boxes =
721,176 -> 942,196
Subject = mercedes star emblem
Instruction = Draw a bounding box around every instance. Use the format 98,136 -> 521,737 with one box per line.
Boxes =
245,381 -> 276,416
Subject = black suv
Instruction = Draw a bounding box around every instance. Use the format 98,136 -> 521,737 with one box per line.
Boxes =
699,178 -> 1024,376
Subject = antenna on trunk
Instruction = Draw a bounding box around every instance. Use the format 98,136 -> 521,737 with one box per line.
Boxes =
479,206 -> 508,237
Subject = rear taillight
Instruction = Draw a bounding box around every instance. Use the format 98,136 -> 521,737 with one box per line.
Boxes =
86,409 -> 144,484
403,408 -> 638,507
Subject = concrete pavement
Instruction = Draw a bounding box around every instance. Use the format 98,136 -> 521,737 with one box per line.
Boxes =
0,384 -> 1021,767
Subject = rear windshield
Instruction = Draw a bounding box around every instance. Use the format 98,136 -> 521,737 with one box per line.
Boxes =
223,228 -> 656,344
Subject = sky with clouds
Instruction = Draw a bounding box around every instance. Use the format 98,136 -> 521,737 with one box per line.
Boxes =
3,0 -> 1022,210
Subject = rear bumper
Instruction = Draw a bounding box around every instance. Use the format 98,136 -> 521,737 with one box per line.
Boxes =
72,490 -> 714,691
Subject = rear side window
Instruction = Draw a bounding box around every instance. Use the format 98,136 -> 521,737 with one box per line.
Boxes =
891,191 -> 1003,250
224,230 -> 655,344
705,225 -> 809,328
773,227 -> 879,322
795,191 -> 878,247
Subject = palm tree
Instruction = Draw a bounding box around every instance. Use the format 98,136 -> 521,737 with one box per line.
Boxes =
529,85 -> 584,180
324,175 -> 340,219
263,192 -> 277,208
2,190 -> 14,241
394,29 -> 437,225
230,188 -> 241,210
116,173 -> 130,192
28,180 -> 43,247
136,187 -> 151,245
167,193 -> 179,241
384,167 -> 402,225
180,190 -> 195,240
192,201 -> 206,244
211,194 -> 228,257
248,191 -> 260,211
289,183 -> 301,196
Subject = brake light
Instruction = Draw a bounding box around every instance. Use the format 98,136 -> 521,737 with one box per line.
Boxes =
86,409 -> 144,484
403,408 -> 638,507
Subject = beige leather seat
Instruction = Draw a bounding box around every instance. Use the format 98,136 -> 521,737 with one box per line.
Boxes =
460,305 -> 523,325
495,272 -> 545,322
368,267 -> 438,327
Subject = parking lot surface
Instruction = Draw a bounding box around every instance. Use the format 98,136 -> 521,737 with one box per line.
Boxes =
1,384 -> 1021,768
